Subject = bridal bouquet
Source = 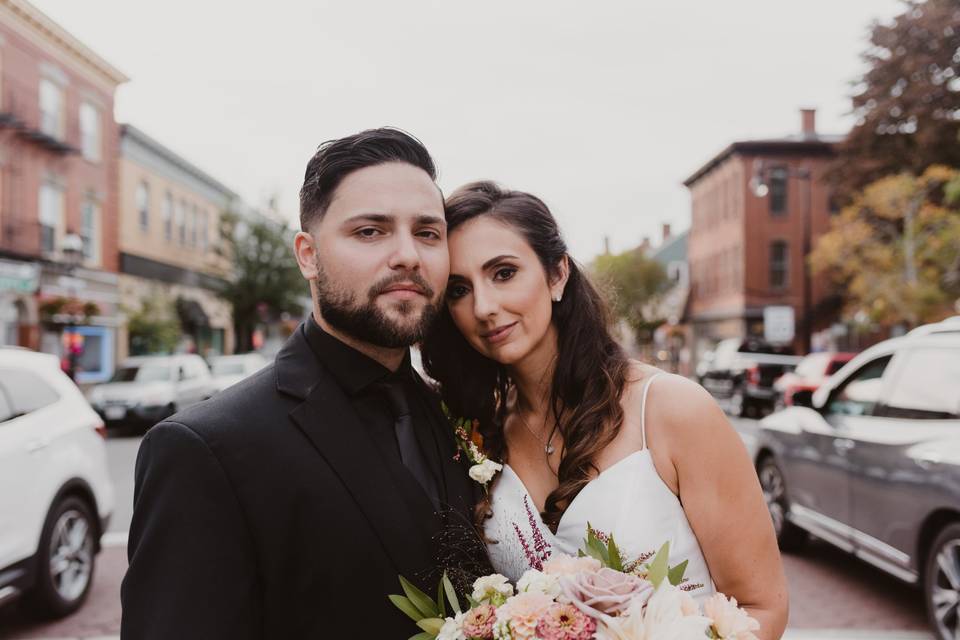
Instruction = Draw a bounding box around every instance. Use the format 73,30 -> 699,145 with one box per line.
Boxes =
389,526 -> 759,640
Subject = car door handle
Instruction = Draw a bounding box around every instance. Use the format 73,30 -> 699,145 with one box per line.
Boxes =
833,438 -> 855,453
25,437 -> 50,453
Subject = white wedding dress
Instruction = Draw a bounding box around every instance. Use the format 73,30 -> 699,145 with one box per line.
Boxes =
484,373 -> 717,602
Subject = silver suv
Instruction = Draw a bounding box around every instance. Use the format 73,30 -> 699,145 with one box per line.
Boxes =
87,354 -> 215,431
755,316 -> 960,640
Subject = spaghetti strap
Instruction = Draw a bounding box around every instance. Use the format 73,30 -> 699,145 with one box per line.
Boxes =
640,372 -> 663,450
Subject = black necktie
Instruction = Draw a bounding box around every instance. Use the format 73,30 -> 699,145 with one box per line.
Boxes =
377,380 -> 440,510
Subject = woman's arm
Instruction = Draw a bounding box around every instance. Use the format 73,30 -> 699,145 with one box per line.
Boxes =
648,374 -> 789,640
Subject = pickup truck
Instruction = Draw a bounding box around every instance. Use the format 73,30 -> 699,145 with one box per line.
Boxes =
697,337 -> 802,418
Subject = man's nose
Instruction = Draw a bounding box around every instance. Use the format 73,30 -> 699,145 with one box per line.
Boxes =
387,230 -> 421,271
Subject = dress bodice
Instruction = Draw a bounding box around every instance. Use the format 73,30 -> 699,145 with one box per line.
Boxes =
483,374 -> 716,602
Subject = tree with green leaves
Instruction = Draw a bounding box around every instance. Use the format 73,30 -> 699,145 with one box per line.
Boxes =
592,248 -> 671,345
126,297 -> 182,355
829,0 -> 960,197
810,165 -> 960,328
218,211 -> 307,352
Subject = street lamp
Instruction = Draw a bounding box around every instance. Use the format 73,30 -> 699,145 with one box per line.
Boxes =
60,233 -> 84,381
750,159 -> 813,353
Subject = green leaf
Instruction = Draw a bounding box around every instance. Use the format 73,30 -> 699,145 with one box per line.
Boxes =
646,541 -> 671,588
607,535 -> 624,572
442,573 -> 462,615
466,594 -> 481,608
408,633 -> 435,640
388,595 -> 425,622
416,617 -> 445,634
668,559 -> 689,586
436,579 -> 446,618
400,576 -> 440,618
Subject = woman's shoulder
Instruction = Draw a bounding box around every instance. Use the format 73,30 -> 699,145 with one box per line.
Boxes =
622,362 -> 727,441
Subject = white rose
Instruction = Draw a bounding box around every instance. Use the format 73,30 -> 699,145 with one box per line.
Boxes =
469,459 -> 503,484
516,568 -> 562,598
437,612 -> 467,640
472,573 -> 514,603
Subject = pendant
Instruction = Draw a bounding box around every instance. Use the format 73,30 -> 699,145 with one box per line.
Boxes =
545,443 -> 555,455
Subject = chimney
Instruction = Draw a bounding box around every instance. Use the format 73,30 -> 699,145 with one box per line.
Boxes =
662,223 -> 672,243
801,108 -> 816,139
603,235 -> 611,255
640,236 -> 651,253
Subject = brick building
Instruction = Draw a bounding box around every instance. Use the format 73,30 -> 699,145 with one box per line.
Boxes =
683,109 -> 842,363
0,0 -> 127,383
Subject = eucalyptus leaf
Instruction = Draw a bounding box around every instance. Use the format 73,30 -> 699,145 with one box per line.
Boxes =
607,536 -> 624,572
436,579 -> 446,618
416,617 -> 445,634
400,576 -> 440,618
668,559 -> 689,586
388,595 -> 424,622
646,541 -> 671,588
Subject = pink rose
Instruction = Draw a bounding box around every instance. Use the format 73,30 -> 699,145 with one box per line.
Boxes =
541,553 -> 602,576
560,567 -> 654,618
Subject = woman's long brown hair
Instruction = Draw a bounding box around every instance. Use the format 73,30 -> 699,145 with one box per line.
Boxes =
421,181 -> 630,533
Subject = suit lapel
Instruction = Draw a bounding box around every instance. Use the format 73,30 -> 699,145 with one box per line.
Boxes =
278,328 -> 438,584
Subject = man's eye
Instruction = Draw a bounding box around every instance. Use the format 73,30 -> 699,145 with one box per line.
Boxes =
446,284 -> 469,300
417,229 -> 442,241
494,267 -> 517,281
356,228 -> 383,239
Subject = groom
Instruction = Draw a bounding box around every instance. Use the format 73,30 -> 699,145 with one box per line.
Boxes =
121,128 -> 481,638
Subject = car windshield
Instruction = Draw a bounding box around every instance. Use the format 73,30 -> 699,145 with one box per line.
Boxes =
212,361 -> 246,376
111,363 -> 172,383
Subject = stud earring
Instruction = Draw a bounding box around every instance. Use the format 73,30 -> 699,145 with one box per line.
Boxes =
553,294 -> 562,303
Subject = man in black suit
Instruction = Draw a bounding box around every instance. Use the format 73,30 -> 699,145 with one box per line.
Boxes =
121,128 -> 483,638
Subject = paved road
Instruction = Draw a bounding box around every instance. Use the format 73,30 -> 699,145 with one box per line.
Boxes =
0,421 -> 935,639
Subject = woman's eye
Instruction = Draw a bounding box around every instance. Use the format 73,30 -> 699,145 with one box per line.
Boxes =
446,284 -> 469,300
493,267 -> 517,282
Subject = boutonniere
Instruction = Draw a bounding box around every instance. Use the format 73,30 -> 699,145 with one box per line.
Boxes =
442,403 -> 503,489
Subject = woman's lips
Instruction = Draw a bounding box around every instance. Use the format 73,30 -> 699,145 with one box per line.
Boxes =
481,322 -> 517,345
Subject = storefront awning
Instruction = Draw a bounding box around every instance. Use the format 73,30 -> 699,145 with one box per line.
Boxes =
176,297 -> 210,328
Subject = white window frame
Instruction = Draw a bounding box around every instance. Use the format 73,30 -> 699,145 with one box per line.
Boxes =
38,180 -> 65,256
38,78 -> 64,140
163,192 -> 173,241
136,181 -> 150,233
79,102 -> 101,162
80,196 -> 101,266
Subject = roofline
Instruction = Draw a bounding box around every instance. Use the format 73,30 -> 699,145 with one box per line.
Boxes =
648,228 -> 688,260
2,0 -> 129,85
120,124 -> 238,199
682,138 -> 840,187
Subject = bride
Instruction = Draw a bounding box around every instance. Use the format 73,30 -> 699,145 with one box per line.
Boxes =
422,181 -> 788,640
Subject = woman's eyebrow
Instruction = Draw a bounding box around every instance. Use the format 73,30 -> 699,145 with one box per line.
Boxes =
482,254 -> 519,270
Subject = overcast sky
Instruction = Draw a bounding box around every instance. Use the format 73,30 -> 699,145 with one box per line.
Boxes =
35,0 -> 903,261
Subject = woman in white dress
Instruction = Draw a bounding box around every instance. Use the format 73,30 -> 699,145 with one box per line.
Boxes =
422,181 -> 788,640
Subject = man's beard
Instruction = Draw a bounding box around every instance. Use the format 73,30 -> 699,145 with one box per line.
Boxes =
315,265 -> 440,348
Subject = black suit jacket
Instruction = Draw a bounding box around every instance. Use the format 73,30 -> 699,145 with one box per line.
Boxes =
120,325 -> 483,639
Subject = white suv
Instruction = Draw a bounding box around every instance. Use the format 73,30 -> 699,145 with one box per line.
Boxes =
0,348 -> 114,618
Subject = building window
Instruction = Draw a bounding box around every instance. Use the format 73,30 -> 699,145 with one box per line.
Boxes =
39,78 -> 65,140
189,205 -> 198,247
200,210 -> 209,251
770,240 -> 789,289
176,199 -> 186,245
39,181 -> 64,255
81,197 -> 101,265
79,102 -> 101,162
163,192 -> 173,241
136,182 -> 150,232
769,167 -> 788,215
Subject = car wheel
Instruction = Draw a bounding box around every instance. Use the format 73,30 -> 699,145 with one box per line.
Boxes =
925,522 -> 960,640
757,457 -> 807,551
24,495 -> 96,619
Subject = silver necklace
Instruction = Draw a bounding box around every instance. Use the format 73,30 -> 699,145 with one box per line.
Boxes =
516,405 -> 557,455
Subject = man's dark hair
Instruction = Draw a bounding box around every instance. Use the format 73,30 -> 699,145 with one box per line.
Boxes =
298,127 -> 437,230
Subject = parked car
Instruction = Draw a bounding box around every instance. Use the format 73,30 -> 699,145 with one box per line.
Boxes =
753,316 -> 960,640
698,337 -> 802,417
209,353 -> 268,392
0,348 -> 113,618
87,354 -> 216,431
773,351 -> 857,410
